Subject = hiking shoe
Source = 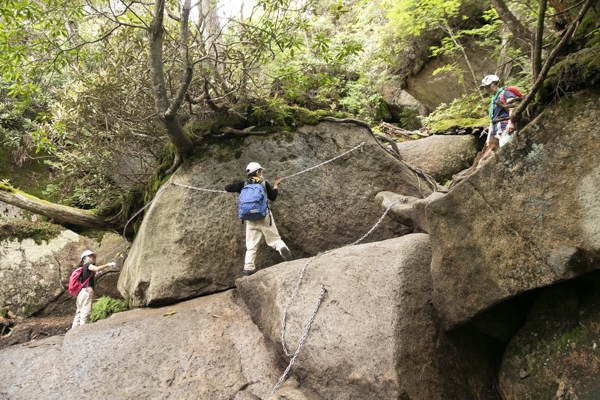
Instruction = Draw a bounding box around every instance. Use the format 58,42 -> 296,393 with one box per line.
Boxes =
243,269 -> 255,277
279,247 -> 293,262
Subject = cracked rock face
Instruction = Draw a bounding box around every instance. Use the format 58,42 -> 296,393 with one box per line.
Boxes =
119,121 -> 431,307
426,90 -> 600,330
237,234 -> 485,400
0,291 -> 282,399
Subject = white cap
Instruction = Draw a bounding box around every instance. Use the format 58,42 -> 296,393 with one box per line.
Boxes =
480,75 -> 500,87
246,162 -> 264,175
80,250 -> 96,260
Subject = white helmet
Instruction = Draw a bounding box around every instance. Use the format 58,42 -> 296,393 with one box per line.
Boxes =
80,250 -> 96,260
245,162 -> 264,175
480,74 -> 500,87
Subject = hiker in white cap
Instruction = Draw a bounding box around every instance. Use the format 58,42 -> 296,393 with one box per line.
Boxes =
480,74 -> 523,147
72,250 -> 115,327
225,162 -> 293,276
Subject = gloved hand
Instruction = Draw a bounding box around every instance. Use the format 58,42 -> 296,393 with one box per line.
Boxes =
108,262 -> 116,267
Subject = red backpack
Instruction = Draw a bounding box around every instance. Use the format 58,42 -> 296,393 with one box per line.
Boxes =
68,265 -> 93,296
499,86 -> 523,108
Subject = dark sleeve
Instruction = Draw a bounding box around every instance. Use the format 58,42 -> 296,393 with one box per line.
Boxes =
225,181 -> 244,193
80,263 -> 95,288
265,181 -> 278,201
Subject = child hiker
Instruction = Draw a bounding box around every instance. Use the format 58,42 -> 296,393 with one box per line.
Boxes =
72,250 -> 115,327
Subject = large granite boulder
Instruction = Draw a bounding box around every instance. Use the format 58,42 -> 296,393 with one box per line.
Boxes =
499,273 -> 600,399
0,230 -> 129,318
120,120 -> 433,307
237,234 -> 494,399
397,135 -> 479,183
0,291 -> 282,399
0,201 -> 33,221
405,42 -> 493,111
426,89 -> 600,330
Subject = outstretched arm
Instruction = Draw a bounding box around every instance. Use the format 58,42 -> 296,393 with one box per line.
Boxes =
88,262 -> 115,272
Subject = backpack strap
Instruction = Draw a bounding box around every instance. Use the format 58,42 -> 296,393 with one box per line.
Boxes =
261,181 -> 272,226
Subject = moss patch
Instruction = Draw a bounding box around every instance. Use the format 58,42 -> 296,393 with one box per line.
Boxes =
0,220 -> 63,244
428,117 -> 489,134
541,45 -> 600,100
570,9 -> 600,50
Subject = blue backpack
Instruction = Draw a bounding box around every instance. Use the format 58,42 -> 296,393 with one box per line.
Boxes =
238,181 -> 268,220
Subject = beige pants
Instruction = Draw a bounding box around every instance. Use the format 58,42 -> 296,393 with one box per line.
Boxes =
72,287 -> 93,327
245,211 -> 286,271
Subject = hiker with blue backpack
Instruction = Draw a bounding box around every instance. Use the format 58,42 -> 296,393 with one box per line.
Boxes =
480,75 -> 523,148
71,250 -> 115,328
225,162 -> 293,277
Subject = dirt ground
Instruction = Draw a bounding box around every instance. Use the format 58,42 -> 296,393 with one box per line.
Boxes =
0,315 -> 73,350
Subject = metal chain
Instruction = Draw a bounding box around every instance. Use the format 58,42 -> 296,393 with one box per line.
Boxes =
280,142 -> 365,181
274,196 -> 408,394
170,182 -> 228,194
269,285 -> 326,396
121,142 -> 366,238
281,251 -> 333,357
350,196 -> 408,246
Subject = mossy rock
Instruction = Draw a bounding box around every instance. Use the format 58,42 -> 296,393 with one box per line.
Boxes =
428,117 -> 489,134
314,110 -> 331,117
569,8 -> 600,50
541,45 -> 600,102
0,220 -> 63,245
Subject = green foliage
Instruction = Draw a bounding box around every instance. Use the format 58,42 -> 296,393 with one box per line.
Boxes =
0,0 -> 84,103
0,220 -> 63,244
422,92 -> 489,132
387,0 -> 461,36
90,296 -> 128,323
338,80 -> 385,124
399,107 -> 422,130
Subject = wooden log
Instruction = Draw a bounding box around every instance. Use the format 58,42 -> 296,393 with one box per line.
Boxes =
0,186 -> 121,230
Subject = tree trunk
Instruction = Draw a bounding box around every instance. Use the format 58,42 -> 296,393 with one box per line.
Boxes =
490,0 -> 533,54
0,189 -> 121,230
148,0 -> 194,157
511,0 -> 596,123
532,0 -> 548,81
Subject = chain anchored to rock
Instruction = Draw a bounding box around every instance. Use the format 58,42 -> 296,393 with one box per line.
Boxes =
122,142 -> 366,238
271,196 -> 407,395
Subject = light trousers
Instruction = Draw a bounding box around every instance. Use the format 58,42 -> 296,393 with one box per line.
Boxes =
72,287 -> 93,327
244,211 -> 286,271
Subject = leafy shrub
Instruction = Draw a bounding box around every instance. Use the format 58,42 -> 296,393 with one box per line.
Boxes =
421,92 -> 489,132
90,296 -> 128,323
